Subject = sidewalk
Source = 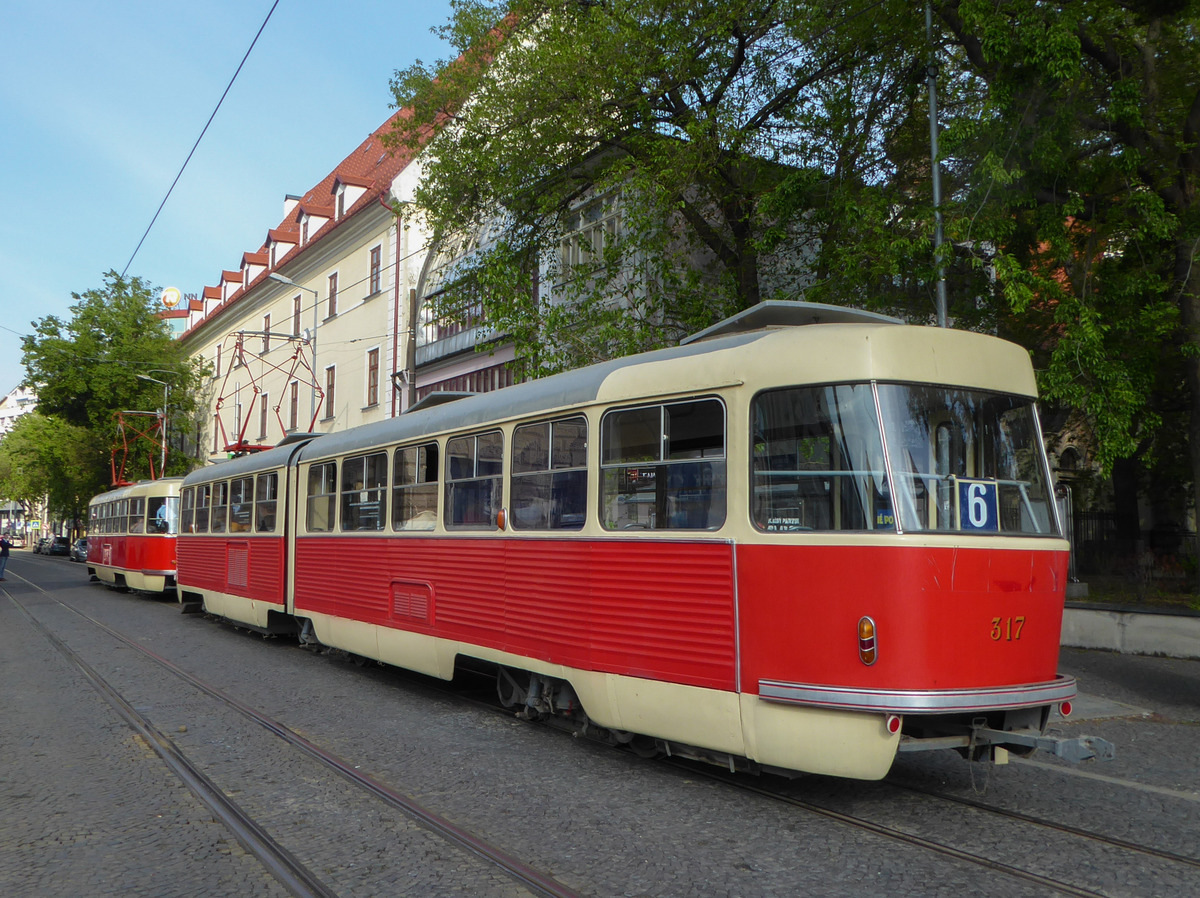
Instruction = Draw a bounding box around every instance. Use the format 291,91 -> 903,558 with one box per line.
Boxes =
1062,602 -> 1200,660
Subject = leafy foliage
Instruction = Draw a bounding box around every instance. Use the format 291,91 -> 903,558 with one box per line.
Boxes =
388,0 -> 930,374
930,1 -> 1199,485
0,413 -> 103,527
19,271 -> 206,485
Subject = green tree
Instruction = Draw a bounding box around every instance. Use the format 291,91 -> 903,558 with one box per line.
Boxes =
922,2 -> 1200,561
0,413 -> 102,530
20,271 -> 206,484
388,0 -> 929,374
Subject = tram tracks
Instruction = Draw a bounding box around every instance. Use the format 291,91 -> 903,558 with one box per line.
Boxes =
672,761 -> 1200,898
887,777 -> 1200,872
5,579 -> 583,898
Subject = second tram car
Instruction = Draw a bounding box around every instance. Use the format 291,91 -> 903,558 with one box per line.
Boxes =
87,477 -> 183,592
176,303 -> 1110,780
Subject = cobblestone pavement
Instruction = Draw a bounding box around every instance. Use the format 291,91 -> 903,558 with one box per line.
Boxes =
3,551 -> 1199,897
0,570 -> 289,897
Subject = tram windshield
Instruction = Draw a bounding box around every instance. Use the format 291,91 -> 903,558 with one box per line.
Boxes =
751,383 -> 1058,536
147,496 -> 180,534
878,384 -> 1057,535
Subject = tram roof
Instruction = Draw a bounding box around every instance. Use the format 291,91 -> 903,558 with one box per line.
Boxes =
90,476 -> 187,503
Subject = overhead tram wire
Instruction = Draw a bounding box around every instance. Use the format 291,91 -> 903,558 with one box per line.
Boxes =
121,0 -> 282,278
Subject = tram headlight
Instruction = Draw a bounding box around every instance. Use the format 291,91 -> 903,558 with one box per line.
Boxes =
858,616 -> 877,666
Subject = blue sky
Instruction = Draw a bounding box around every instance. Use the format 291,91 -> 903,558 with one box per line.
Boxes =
0,0 -> 454,394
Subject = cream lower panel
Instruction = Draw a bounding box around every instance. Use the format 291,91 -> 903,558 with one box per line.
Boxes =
741,695 -> 899,780
302,613 -> 455,680
602,675 -> 745,756
201,590 -> 282,629
94,566 -> 165,592
127,573 -> 166,592
376,626 -> 455,680
92,566 -> 118,586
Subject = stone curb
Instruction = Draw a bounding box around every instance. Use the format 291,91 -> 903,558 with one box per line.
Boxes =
1062,602 -> 1200,660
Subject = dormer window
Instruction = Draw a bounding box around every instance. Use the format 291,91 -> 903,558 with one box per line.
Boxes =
297,205 -> 331,244
333,178 -> 368,220
268,228 -> 298,265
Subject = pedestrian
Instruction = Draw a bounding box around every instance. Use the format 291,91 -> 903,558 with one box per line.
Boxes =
0,534 -> 11,580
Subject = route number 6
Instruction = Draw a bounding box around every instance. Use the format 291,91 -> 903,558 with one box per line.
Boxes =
958,480 -> 999,532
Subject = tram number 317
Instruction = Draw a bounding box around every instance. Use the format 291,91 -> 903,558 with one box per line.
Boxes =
991,616 -> 1026,641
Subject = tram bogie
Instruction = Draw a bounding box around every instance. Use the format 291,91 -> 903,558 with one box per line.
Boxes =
172,302 -> 1112,780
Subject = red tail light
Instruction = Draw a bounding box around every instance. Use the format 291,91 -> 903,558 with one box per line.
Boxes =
858,616 -> 877,666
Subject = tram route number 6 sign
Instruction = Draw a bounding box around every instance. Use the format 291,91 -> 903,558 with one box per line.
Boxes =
957,479 -> 999,532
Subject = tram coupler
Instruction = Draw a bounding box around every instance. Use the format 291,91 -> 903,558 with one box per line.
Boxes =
969,724 -> 1116,764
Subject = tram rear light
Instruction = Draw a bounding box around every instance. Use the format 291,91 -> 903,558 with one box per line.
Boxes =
858,616 -> 877,666
1059,700 -> 1073,718
496,507 -> 507,530
885,714 -> 901,735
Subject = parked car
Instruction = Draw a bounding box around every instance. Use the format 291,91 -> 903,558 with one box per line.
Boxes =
47,536 -> 71,556
71,538 -> 88,563
33,538 -> 48,554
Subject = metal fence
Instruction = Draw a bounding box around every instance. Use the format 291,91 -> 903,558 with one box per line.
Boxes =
1072,511 -> 1196,585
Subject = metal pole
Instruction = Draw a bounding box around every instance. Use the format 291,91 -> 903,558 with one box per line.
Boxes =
267,273 -> 321,425
927,2 -> 949,328
312,292 -> 319,421
160,381 -> 168,474
407,288 -> 418,411
137,373 -> 170,475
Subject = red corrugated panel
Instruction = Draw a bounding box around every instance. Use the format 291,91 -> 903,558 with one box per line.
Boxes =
293,536 -> 737,691
177,536 -> 286,604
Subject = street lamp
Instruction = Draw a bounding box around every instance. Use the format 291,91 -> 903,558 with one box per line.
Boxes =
136,373 -> 169,475
268,272 -> 321,421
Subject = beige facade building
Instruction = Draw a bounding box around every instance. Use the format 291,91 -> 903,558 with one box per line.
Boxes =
180,114 -> 435,462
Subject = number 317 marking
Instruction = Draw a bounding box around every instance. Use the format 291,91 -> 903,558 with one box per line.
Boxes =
991,617 -> 1026,641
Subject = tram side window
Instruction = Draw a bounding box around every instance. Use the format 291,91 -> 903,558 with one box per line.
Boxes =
600,399 -> 726,531
210,481 -> 229,534
229,477 -> 254,532
750,385 -> 890,532
181,488 -> 196,533
511,417 -> 587,530
255,473 -> 278,532
307,463 -> 337,532
393,443 -> 438,531
445,431 -> 503,529
128,497 -> 146,534
341,453 -> 387,531
116,499 -> 129,534
194,485 -> 211,533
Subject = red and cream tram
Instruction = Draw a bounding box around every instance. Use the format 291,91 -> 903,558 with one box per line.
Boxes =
177,302 -> 1109,780
87,478 -> 183,593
